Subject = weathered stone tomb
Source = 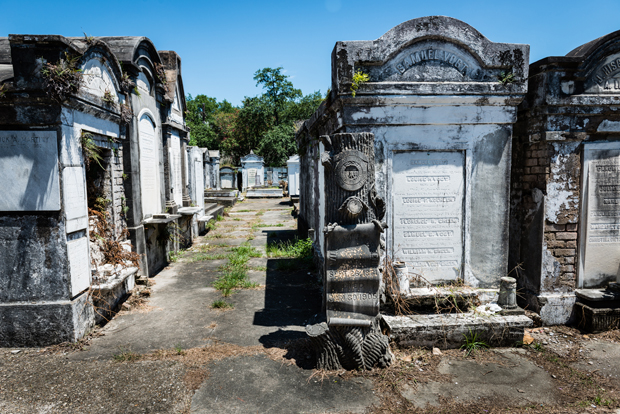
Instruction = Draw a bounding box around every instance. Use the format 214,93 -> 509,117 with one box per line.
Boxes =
297,16 -> 529,289
510,29 -> 620,326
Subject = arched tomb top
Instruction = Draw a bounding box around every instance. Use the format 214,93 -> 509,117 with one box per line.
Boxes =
332,16 -> 529,96
569,31 -> 620,94
79,42 -> 124,105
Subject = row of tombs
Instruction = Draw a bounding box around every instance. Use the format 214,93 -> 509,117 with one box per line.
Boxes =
0,35 -> 235,346
296,16 -> 620,335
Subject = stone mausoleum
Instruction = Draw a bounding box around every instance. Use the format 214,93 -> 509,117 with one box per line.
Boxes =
297,16 -> 529,290
510,29 -> 620,326
0,35 -> 214,346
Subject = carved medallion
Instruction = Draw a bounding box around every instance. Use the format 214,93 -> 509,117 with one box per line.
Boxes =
335,150 -> 368,191
338,196 -> 368,219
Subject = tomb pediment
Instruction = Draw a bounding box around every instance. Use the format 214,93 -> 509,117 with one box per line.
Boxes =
365,40 -> 494,83
584,53 -> 620,94
332,16 -> 528,95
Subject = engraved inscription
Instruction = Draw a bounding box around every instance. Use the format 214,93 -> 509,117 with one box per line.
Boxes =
582,147 -> 620,287
403,230 -> 455,238
248,168 -> 257,187
400,217 -> 459,225
403,197 -> 456,204
395,47 -> 482,79
585,54 -> 620,93
392,151 -> 464,283
403,247 -> 454,255
407,175 -> 450,183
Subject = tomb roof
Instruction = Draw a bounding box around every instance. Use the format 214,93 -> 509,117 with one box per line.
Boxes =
95,36 -> 162,68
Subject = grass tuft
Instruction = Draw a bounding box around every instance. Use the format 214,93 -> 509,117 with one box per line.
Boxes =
211,300 -> 234,309
213,243 -> 262,296
460,329 -> 489,357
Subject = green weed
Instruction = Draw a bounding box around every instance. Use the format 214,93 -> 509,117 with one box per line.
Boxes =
211,300 -> 234,309
113,347 -> 141,362
169,249 -> 186,263
191,253 -> 229,262
460,329 -> 489,357
213,243 -> 261,296
266,238 -> 312,258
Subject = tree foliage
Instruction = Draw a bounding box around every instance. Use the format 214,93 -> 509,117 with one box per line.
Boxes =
186,67 -> 323,167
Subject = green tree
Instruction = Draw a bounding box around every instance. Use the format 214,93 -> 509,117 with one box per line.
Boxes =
256,123 -> 297,167
283,90 -> 324,124
185,94 -> 236,149
253,67 -> 301,126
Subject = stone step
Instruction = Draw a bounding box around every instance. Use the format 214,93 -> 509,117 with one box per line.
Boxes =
204,203 -> 225,218
204,196 -> 237,207
400,287 -> 479,312
387,286 -> 500,314
197,215 -> 213,223
382,312 -> 532,349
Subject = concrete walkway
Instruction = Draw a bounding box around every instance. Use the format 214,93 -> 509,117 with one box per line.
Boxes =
2,197 -> 620,413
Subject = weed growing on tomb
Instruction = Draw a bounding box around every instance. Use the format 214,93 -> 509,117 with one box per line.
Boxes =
497,70 -> 515,85
120,103 -> 133,124
80,131 -> 103,169
351,69 -> 370,97
83,32 -> 95,44
460,329 -> 489,357
41,51 -> 84,103
119,69 -> 135,93
102,88 -> 115,105
0,83 -> 7,98
210,300 -> 234,310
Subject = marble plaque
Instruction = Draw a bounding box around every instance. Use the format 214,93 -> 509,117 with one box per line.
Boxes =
221,173 -> 233,189
0,131 -> 60,211
194,160 -> 204,209
139,115 -> 160,217
248,168 -> 257,187
392,151 -> 464,283
581,147 -> 620,287
169,133 -> 183,206
67,236 -> 91,296
63,166 -> 88,233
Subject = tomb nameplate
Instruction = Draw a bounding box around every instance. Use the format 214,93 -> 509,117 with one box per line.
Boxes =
139,117 -> 159,217
392,151 -> 464,283
221,173 -> 233,189
0,131 -> 60,211
248,168 -> 257,187
63,166 -> 88,233
582,148 -> 620,287
170,133 -> 183,206
585,53 -> 620,94
194,160 -> 204,209
67,236 -> 90,296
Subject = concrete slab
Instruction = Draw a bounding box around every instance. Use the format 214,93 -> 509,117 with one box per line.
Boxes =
191,354 -> 376,414
572,341 -> 620,379
401,350 -> 561,409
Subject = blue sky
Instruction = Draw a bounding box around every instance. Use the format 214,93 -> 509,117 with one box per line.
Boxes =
3,0 -> 619,106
